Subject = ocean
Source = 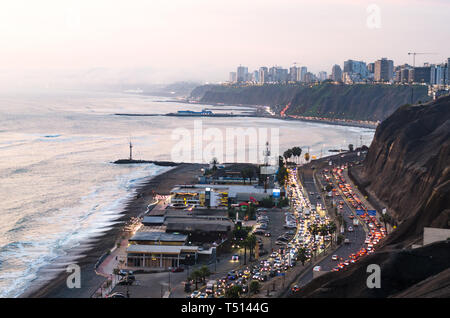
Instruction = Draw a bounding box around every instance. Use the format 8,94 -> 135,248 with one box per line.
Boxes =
0,90 -> 375,297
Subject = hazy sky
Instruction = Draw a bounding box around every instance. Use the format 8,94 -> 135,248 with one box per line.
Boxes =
0,0 -> 449,89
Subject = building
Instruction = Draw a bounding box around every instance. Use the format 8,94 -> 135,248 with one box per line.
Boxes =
374,58 -> 394,82
303,72 -> 316,83
237,66 -> 248,83
126,244 -> 199,268
367,62 -> 375,74
289,66 -> 299,82
259,67 -> 268,84
331,64 -> 343,82
300,66 -> 307,82
229,72 -> 237,83
410,66 -> 431,84
343,60 -> 368,79
129,231 -> 188,246
318,71 -> 328,81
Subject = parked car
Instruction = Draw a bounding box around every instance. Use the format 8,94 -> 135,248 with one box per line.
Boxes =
171,267 -> 184,272
108,292 -> 126,298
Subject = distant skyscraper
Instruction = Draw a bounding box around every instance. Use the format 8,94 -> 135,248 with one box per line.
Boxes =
410,66 -> 431,84
343,60 -> 368,79
318,71 -> 327,81
300,67 -> 307,82
237,66 -> 248,83
229,72 -> 237,83
259,67 -> 268,84
331,64 -> 342,82
289,66 -> 299,82
252,70 -> 259,83
447,58 -> 450,85
367,63 -> 375,74
374,58 -> 394,82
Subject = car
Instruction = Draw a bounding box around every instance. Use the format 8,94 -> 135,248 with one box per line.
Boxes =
171,267 -> 184,272
348,226 -> 353,232
313,266 -> 322,272
190,291 -> 201,298
344,238 -> 350,244
231,254 -> 239,262
118,269 -> 134,276
291,285 -> 300,293
108,292 -> 126,298
331,255 -> 338,261
264,232 -> 271,237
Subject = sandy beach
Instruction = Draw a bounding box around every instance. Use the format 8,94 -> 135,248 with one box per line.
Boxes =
21,163 -> 204,298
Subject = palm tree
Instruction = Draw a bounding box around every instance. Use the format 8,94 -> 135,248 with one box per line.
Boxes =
246,234 -> 257,261
241,169 -> 248,185
283,149 -> 293,163
297,247 -> 308,266
292,147 -> 302,164
199,265 -> 211,282
190,270 -> 202,289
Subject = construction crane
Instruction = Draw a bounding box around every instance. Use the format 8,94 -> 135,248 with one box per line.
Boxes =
407,52 -> 438,67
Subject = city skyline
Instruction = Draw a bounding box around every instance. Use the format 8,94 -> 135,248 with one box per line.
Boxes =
0,0 -> 449,90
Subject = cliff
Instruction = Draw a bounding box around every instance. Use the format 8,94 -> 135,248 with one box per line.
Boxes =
190,83 -> 430,121
292,94 -> 450,298
355,94 -> 450,247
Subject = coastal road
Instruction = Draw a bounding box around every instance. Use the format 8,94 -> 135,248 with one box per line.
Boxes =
293,159 -> 366,289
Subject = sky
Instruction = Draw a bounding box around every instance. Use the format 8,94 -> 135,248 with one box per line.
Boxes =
0,0 -> 449,90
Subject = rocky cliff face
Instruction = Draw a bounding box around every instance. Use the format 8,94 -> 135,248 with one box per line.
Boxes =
190,83 -> 430,121
357,94 -> 450,247
291,95 -> 450,298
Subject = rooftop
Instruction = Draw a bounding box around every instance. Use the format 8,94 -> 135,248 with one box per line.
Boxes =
127,244 -> 199,255
129,231 -> 187,242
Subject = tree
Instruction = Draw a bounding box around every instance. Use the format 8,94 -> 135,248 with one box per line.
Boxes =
276,166 -> 288,186
249,280 -> 261,294
325,184 -> 333,192
246,234 -> 257,261
348,144 -> 354,152
261,196 -> 274,208
304,152 -> 310,163
297,247 -> 308,266
190,270 -> 202,289
283,149 -> 293,163
199,265 -> 211,282
246,168 -> 255,183
292,147 -> 302,164
225,285 -> 242,298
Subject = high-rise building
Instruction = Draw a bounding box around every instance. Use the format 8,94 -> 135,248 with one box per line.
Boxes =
237,66 -> 248,83
304,72 -> 316,83
259,67 -> 268,84
300,67 -> 307,82
229,72 -> 237,83
374,58 -> 394,82
289,66 -> 299,82
367,63 -> 375,74
269,66 -> 278,82
447,58 -> 450,85
410,66 -> 431,84
318,71 -> 328,81
331,64 -> 342,82
343,60 -> 368,79
252,70 -> 260,83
